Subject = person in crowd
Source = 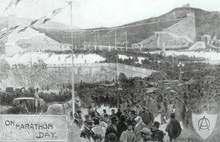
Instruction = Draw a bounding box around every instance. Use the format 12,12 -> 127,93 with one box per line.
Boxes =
128,110 -> 137,127
119,121 -> 137,142
74,110 -> 83,128
139,128 -> 153,142
151,121 -> 165,142
102,114 -> 111,126
91,108 -> 101,119
105,116 -> 119,141
116,108 -> 122,118
109,109 -> 117,119
99,116 -> 108,130
80,116 -> 96,141
139,106 -> 154,127
134,116 -> 147,141
126,104 -> 132,116
183,105 -> 193,142
116,114 -> 127,138
165,113 -> 182,142
135,104 -> 141,115
101,109 -> 108,119
92,117 -> 106,142
107,133 -> 117,142
123,109 -> 129,120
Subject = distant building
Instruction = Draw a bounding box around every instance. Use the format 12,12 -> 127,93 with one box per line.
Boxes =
132,13 -> 196,50
44,54 -> 105,67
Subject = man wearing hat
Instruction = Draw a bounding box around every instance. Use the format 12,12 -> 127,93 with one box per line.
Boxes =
134,116 -> 147,141
128,110 -> 137,127
105,116 -> 119,141
80,115 -> 96,141
74,110 -> 83,128
165,113 -> 181,142
139,106 -> 154,127
92,117 -> 106,142
119,121 -> 137,142
109,109 -> 117,119
116,114 -> 127,138
107,133 -> 117,142
139,128 -> 153,142
151,121 -> 165,142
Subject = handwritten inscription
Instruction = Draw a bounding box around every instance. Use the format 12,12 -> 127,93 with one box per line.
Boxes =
0,115 -> 67,141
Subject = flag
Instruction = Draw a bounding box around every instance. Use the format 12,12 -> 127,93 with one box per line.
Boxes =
182,3 -> 190,7
3,0 -> 22,14
43,8 -> 64,24
17,17 -> 45,33
17,26 -> 28,33
29,18 -> 43,26
0,25 -> 19,38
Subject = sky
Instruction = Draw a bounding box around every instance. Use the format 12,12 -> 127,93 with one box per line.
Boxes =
0,0 -> 219,29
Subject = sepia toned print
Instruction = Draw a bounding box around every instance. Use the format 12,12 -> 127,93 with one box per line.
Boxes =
0,0 -> 220,142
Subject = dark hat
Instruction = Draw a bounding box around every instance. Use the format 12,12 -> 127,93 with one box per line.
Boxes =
120,114 -> 126,120
111,116 -> 118,123
85,115 -> 93,124
127,120 -> 136,126
153,121 -> 160,128
108,133 -> 117,141
131,110 -> 136,114
93,117 -> 100,125
170,113 -> 175,118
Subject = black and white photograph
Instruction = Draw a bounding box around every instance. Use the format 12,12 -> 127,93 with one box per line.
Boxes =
0,0 -> 220,142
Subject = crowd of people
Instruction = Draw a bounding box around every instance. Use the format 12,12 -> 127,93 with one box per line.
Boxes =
74,103 -> 182,142
1,49 -> 220,141
72,55 -> 220,142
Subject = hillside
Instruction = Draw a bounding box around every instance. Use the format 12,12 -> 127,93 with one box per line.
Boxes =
0,6 -> 219,47
34,6 -> 220,47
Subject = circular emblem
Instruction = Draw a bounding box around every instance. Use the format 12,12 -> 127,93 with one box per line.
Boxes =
198,116 -> 210,130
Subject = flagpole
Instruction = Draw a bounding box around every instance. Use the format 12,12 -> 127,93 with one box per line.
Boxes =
98,30 -> 100,48
125,31 -> 127,49
70,2 -> 75,115
94,31 -> 96,50
83,30 -> 86,50
115,30 -> 117,50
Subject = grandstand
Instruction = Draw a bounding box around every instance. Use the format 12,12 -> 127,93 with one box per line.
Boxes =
133,13 -> 196,50
0,6 -> 218,52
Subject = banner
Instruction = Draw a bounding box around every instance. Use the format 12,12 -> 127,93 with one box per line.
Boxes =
0,115 -> 67,141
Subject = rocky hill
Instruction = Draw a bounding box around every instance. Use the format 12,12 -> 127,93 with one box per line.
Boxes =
34,6 -> 220,47
1,6 -> 219,47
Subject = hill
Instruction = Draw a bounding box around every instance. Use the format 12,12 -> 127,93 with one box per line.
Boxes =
34,6 -> 220,47
1,6 -> 219,47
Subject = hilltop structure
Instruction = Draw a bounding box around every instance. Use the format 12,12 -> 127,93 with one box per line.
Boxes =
132,13 -> 196,50
0,6 -> 219,52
